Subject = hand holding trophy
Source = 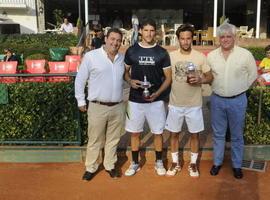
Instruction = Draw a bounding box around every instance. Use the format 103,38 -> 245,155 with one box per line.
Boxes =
186,62 -> 201,85
141,75 -> 152,100
186,62 -> 196,84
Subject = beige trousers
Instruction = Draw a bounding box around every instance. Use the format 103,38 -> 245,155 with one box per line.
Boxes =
85,102 -> 125,173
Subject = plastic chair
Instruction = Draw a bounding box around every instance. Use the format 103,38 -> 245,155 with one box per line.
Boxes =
0,61 -> 18,83
23,59 -> 46,82
48,61 -> 70,82
65,55 -> 81,62
161,24 -> 175,46
201,27 -> 215,45
193,30 -> 200,45
238,26 -> 248,37
241,28 -> 254,38
65,55 -> 81,72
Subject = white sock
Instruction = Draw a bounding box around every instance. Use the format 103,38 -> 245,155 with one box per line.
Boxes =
171,152 -> 179,164
191,152 -> 198,164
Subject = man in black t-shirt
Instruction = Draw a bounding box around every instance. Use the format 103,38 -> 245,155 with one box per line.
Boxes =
124,18 -> 172,176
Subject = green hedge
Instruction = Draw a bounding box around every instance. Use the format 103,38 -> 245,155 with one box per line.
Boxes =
0,83 -> 269,145
0,34 -> 78,61
245,47 -> 265,60
245,87 -> 270,144
0,81 -> 83,144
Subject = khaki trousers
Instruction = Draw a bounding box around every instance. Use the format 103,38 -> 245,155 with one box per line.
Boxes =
85,102 -> 125,173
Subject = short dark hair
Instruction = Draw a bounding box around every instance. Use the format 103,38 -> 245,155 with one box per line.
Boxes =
93,24 -> 102,32
4,48 -> 12,53
265,45 -> 270,52
139,18 -> 156,30
106,28 -> 123,39
176,23 -> 195,38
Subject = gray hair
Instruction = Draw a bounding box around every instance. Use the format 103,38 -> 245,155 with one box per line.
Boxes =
217,22 -> 236,37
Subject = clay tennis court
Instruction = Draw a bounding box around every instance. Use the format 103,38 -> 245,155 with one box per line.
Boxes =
0,158 -> 269,200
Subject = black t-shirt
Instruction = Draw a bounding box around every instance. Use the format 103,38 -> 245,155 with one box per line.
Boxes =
91,37 -> 104,49
125,43 -> 171,103
3,54 -> 18,62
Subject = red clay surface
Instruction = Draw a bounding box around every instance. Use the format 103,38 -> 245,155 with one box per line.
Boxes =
0,160 -> 269,200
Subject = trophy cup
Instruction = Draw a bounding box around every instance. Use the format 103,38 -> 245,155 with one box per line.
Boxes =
141,75 -> 152,99
186,62 -> 196,84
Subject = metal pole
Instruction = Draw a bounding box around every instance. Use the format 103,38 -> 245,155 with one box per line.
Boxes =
213,0 -> 218,37
78,0 -> 81,21
258,87 -> 263,124
85,0 -> 89,35
256,0 -> 261,38
222,0 -> 225,17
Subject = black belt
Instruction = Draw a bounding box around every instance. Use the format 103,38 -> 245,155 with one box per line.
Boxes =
214,91 -> 246,99
91,100 -> 121,106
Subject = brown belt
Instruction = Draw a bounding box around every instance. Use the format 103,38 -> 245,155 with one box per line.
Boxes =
91,100 -> 121,106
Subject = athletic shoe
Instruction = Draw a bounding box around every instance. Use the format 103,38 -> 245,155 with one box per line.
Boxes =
124,161 -> 140,176
155,160 -> 166,176
166,162 -> 181,176
188,163 -> 199,177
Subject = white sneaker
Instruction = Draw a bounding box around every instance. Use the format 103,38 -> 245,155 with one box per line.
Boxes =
166,162 -> 181,176
188,163 -> 199,177
155,160 -> 166,176
125,162 -> 140,176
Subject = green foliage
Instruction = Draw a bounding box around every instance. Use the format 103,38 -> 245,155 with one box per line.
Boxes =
53,9 -> 64,27
245,47 -> 265,60
76,18 -> 83,28
0,81 -> 81,144
0,34 -> 78,61
245,87 -> 270,144
219,16 -> 229,25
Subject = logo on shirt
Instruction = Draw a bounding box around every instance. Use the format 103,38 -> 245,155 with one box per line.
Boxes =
138,56 -> 155,66
174,61 -> 189,82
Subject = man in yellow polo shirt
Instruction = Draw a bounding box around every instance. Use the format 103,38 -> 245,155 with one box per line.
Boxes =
207,22 -> 257,179
259,45 -> 270,83
259,45 -> 270,73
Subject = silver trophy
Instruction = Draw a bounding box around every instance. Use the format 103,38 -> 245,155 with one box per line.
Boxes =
186,62 -> 196,84
141,75 -> 152,99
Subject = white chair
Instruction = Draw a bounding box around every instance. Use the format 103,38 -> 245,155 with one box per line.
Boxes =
161,24 -> 175,46
238,26 -> 248,38
120,28 -> 132,46
241,28 -> 254,38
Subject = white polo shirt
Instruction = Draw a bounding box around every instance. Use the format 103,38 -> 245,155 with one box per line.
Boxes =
75,47 -> 125,107
61,23 -> 73,33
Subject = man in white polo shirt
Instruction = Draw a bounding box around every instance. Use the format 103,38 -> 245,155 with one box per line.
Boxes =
60,17 -> 74,33
75,28 -> 125,181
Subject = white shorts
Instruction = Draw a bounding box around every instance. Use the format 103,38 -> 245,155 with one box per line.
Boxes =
125,101 -> 166,134
165,105 -> 204,133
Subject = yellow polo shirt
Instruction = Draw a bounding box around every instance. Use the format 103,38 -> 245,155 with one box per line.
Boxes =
259,58 -> 270,70
207,46 -> 257,97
